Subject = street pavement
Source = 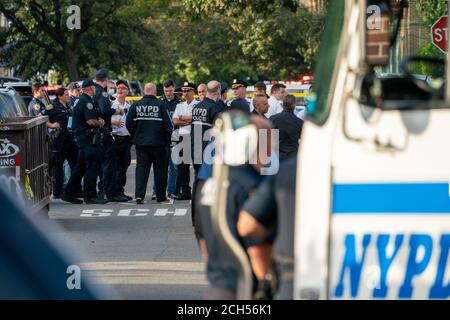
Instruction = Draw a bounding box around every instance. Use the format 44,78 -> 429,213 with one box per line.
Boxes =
46,162 -> 207,300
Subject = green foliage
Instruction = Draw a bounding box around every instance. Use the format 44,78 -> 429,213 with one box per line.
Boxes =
416,0 -> 447,27
411,43 -> 446,77
0,0 -> 326,85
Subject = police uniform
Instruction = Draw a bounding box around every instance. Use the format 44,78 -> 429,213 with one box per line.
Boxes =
64,80 -> 105,204
197,164 -> 267,299
227,79 -> 253,112
160,92 -> 182,196
126,94 -> 173,203
242,157 -> 297,299
46,98 -> 78,197
172,82 -> 199,199
93,69 -> 123,201
269,109 -> 303,161
28,97 -> 46,117
190,97 -> 222,177
68,82 -> 81,110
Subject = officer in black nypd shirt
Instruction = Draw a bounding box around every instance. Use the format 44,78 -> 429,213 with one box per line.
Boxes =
46,87 -> 79,198
63,79 -> 108,205
94,69 -> 128,202
126,82 -> 173,204
190,80 -> 224,178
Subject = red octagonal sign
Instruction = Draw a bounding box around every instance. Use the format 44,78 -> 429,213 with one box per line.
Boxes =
431,15 -> 448,54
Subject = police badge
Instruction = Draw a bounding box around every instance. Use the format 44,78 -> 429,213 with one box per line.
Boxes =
87,103 -> 93,110
33,104 -> 40,111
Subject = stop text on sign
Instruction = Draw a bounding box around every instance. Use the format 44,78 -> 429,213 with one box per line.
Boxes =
431,15 -> 448,54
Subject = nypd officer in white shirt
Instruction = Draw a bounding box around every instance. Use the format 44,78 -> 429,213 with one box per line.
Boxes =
265,83 -> 287,118
111,80 -> 133,201
172,81 -> 199,200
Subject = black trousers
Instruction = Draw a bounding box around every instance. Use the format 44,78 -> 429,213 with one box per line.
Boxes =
50,134 -> 78,197
114,135 -> 131,196
98,134 -> 117,198
176,135 -> 191,195
65,135 -> 100,200
135,145 -> 168,202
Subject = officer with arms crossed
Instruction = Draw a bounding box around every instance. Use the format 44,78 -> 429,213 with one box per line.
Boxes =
172,81 -> 199,200
63,79 -> 108,205
46,87 -> 79,199
126,83 -> 173,204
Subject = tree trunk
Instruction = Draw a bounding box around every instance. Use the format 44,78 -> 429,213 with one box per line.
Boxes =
65,49 -> 79,82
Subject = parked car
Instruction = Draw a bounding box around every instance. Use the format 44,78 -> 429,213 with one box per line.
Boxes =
0,88 -> 29,118
0,82 -> 52,110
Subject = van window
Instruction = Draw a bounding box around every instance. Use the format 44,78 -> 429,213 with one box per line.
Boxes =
308,1 -> 345,125
0,93 -> 20,118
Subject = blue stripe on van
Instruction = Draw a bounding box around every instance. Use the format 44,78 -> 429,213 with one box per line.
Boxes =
333,183 -> 450,214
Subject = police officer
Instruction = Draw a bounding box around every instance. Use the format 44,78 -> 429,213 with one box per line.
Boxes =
238,156 -> 297,299
172,81 -> 199,200
159,79 -> 182,199
63,79 -> 108,205
196,113 -> 277,299
28,83 -> 47,117
94,69 -> 127,202
219,82 -> 229,110
46,87 -> 79,198
191,80 -> 223,178
228,79 -> 252,112
126,83 -> 173,204
269,95 -> 303,161
67,82 -> 81,110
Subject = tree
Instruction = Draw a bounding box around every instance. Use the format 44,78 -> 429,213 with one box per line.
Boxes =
0,0 -> 161,81
180,0 -> 326,81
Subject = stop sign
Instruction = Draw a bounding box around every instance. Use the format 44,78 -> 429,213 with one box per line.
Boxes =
431,15 -> 448,54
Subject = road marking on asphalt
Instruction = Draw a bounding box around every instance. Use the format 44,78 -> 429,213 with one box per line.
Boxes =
79,261 -> 207,285
79,208 -> 188,217
154,208 -> 187,216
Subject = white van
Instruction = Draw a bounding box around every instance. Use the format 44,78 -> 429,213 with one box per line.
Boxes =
294,1 -> 450,300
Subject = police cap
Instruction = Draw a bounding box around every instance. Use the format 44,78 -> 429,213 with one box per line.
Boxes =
181,81 -> 195,91
81,79 -> 95,88
231,79 -> 248,89
115,79 -> 129,90
67,82 -> 81,90
220,82 -> 228,95
95,68 -> 109,80
230,99 -> 250,114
